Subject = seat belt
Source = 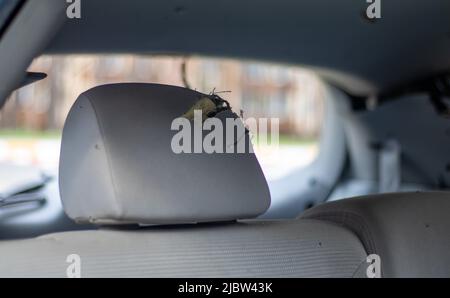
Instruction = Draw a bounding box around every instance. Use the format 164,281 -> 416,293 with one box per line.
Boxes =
378,139 -> 401,193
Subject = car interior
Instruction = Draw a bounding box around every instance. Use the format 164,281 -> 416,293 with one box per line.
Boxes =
0,0 -> 449,278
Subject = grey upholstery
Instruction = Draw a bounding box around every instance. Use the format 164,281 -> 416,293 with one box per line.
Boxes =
0,219 -> 367,277
59,83 -> 270,225
301,191 -> 450,277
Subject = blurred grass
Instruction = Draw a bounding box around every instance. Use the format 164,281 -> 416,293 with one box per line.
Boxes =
0,129 -> 61,139
0,130 -> 318,146
252,134 -> 318,146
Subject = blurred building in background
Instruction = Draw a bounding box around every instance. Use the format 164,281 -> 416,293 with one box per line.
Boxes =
0,55 -> 324,178
0,55 -> 325,138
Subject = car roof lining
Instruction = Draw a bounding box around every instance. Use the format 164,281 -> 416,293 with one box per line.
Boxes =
43,0 -> 450,97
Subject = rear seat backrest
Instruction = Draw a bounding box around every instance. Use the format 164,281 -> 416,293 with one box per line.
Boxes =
0,219 -> 368,277
301,191 -> 450,277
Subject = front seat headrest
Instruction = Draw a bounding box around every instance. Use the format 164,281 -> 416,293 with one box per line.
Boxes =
59,83 -> 270,225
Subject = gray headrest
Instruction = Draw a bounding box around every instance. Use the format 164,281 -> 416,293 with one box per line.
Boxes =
59,83 -> 270,225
